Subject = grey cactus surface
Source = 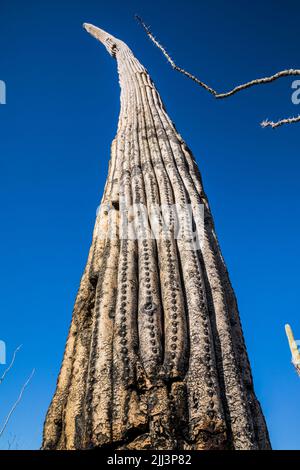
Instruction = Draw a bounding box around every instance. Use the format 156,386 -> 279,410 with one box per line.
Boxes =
42,24 -> 271,450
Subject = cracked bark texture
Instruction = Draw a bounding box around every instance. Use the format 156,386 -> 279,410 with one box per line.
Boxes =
42,24 -> 271,451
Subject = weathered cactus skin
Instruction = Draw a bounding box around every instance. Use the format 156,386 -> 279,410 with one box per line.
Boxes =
42,24 -> 271,450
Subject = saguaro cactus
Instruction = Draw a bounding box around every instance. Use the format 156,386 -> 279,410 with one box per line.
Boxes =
285,324 -> 300,376
42,24 -> 270,450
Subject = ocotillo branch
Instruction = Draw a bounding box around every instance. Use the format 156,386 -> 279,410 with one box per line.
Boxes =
135,15 -> 300,128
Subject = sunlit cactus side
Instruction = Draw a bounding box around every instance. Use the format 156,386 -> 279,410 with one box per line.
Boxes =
285,324 -> 300,376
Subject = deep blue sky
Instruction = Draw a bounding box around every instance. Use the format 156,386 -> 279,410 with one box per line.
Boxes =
0,0 -> 299,450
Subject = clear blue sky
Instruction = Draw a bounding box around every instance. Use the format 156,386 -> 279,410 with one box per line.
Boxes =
0,0 -> 299,450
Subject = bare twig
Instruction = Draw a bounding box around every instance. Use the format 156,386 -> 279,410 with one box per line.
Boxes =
135,16 -> 217,96
215,71 -> 300,99
261,114 -> 300,129
0,369 -> 35,439
0,345 -> 22,385
7,433 -> 17,450
136,15 -> 300,127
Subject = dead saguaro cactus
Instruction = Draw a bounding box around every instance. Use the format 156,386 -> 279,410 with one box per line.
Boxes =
42,24 -> 271,450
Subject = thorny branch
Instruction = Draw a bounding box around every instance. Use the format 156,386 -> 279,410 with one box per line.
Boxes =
0,369 -> 35,439
135,15 -> 300,128
261,114 -> 300,128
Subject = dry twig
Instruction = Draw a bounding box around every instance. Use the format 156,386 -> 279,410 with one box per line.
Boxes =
136,15 -> 300,127
0,369 -> 35,439
0,345 -> 22,385
261,114 -> 300,128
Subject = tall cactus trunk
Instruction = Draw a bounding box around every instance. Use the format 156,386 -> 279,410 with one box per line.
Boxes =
42,24 -> 271,450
